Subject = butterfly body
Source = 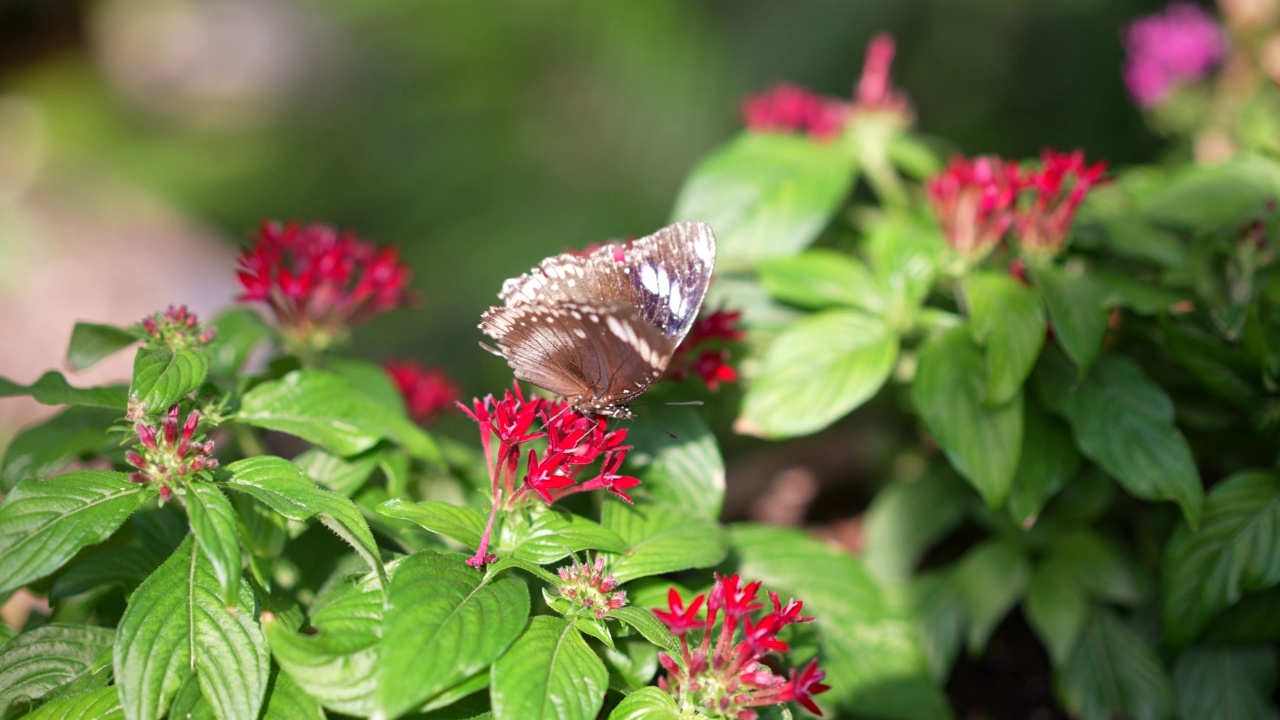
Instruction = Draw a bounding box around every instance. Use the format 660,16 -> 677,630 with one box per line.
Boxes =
480,221 -> 716,418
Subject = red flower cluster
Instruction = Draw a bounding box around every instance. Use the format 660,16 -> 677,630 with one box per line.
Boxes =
125,404 -> 218,503
556,556 -> 627,620
653,574 -> 830,718
236,220 -> 414,351
384,360 -> 458,425
852,33 -> 912,118
742,84 -> 848,140
140,304 -> 216,348
666,309 -> 744,391
926,149 -> 1108,260
458,383 -> 639,568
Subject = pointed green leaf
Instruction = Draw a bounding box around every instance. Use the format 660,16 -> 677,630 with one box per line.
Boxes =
24,687 -> 124,720
0,471 -> 151,595
1038,354 -> 1203,527
956,540 -> 1031,652
502,507 -> 627,565
863,469 -> 970,583
758,250 -> 887,312
740,310 -> 898,438
0,624 -> 115,715
608,687 -> 680,720
1173,646 -> 1278,720
292,447 -> 384,498
1,406 -> 117,492
913,327 -> 1022,507
222,456 -> 385,589
670,132 -> 856,269
964,271 -> 1046,405
864,214 -> 945,317
128,346 -> 209,416
1024,559 -> 1088,666
1163,471 -> 1280,647
1057,608 -> 1176,720
606,606 -> 678,656
263,568 -> 383,716
1140,154 -> 1280,234
1030,264 -> 1108,372
114,537 -> 269,720
730,524 -> 951,719
624,407 -> 724,520
377,498 -> 485,549
204,307 -> 271,378
0,371 -> 126,410
181,481 -> 241,604
67,322 -> 141,372
377,551 -> 530,719
260,667 -> 325,720
490,616 -> 608,720
898,570 -> 968,682
1008,396 -> 1080,526
600,502 -> 727,583
237,370 -> 440,462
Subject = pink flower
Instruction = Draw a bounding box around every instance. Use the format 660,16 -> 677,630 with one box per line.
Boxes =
926,155 -> 1022,261
1124,3 -> 1226,107
140,305 -> 216,348
653,573 -> 828,718
126,404 -> 218,502
665,309 -> 744,391
852,33 -> 912,119
237,220 -> 415,351
742,84 -> 848,140
384,360 -> 458,425
1013,149 -> 1108,257
555,556 -> 627,619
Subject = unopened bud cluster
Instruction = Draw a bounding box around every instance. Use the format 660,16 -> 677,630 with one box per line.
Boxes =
140,304 -> 216,348
125,404 -> 218,502
556,557 -> 627,619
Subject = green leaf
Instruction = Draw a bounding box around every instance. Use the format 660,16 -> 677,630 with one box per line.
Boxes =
67,322 -> 141,371
204,307 -> 271,378
1037,354 -> 1203,527
502,507 -> 628,565
490,616 -> 608,720
1,406 -> 118,492
24,687 -> 124,720
1163,471 -> 1280,647
326,357 -> 406,411
607,687 -> 681,720
862,469 -> 970,583
263,568 -> 383,716
1140,154 -> 1280,235
221,456 -> 386,589
0,471 -> 151,595
670,132 -> 856,269
128,346 -> 209,416
1057,608 -> 1176,720
114,537 -> 269,720
237,370 -> 440,462
963,271 -> 1046,405
377,551 -> 530,719
0,624 -> 115,715
864,214 -> 945,321
181,481 -> 242,604
739,310 -> 898,438
898,570 -> 968,682
1008,396 -> 1080,526
292,447 -> 384,498
956,540 -> 1031,652
1173,646 -> 1279,720
1024,559 -> 1087,666
623,407 -> 724,520
377,498 -> 486,549
730,524 -> 951,719
606,606 -> 679,657
913,327 -> 1022,508
600,502 -> 727,583
0,371 -> 126,410
758,250 -> 887,313
1029,263 -> 1108,372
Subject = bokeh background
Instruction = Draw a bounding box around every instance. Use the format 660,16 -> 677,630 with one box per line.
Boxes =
0,0 -> 1170,439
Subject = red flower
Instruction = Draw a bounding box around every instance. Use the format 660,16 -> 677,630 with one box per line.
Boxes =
666,309 -> 744,391
237,220 -> 415,351
742,84 -> 848,140
126,403 -> 218,503
652,574 -> 831,718
852,33 -> 912,120
555,556 -> 627,619
926,155 -> 1022,261
1013,149 -> 1108,257
384,360 -> 458,425
140,305 -> 216,348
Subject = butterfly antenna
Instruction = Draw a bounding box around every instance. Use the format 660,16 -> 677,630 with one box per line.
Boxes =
633,412 -> 678,440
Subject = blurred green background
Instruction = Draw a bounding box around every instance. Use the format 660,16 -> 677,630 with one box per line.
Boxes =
0,0 -> 1166,398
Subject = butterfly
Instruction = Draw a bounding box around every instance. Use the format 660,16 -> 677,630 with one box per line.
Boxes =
479,221 -> 716,418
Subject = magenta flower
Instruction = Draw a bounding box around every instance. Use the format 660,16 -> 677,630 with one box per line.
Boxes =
926,155 -> 1022,261
1124,3 -> 1226,107
1013,149 -> 1109,257
742,84 -> 848,140
665,309 -> 744,391
555,556 -> 627,619
125,404 -> 218,502
140,305 -> 216,349
384,360 -> 458,425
